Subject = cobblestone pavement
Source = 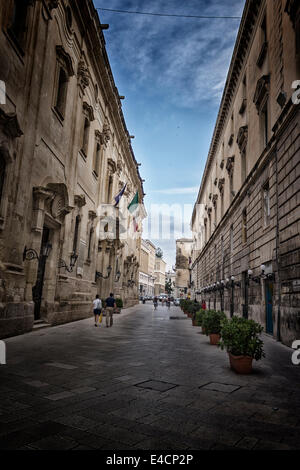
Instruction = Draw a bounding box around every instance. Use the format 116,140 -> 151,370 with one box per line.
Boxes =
0,303 -> 299,450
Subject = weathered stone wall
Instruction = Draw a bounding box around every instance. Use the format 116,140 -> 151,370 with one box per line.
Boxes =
0,0 -> 145,338
191,0 -> 300,347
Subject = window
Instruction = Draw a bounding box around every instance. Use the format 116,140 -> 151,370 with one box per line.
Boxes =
87,227 -> 94,260
107,175 -> 113,204
220,191 -> 224,218
81,118 -> 90,157
229,172 -> 234,203
0,154 -> 6,204
263,181 -> 270,227
230,224 -> 234,252
80,102 -> 94,159
55,67 -> 68,118
257,15 -> 267,67
241,149 -> 246,183
8,0 -> 30,51
262,101 -> 268,148
242,209 -> 247,244
93,132 -> 101,176
73,215 -> 80,254
214,204 -> 217,229
53,46 -> 74,121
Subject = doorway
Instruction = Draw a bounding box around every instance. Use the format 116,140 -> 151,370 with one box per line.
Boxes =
265,280 -> 273,334
32,226 -> 50,320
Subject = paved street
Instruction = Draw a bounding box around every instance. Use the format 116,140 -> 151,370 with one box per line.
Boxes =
0,304 -> 299,450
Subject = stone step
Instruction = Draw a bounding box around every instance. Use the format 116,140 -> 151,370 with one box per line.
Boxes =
33,320 -> 51,331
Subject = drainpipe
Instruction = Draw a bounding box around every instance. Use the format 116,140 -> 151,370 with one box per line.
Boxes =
275,148 -> 281,342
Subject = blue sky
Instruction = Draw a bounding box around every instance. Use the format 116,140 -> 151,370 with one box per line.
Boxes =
94,0 -> 245,268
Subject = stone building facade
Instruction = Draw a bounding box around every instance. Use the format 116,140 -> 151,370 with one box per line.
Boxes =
154,256 -> 166,296
0,0 -> 145,338
175,239 -> 193,297
139,239 -> 155,297
191,0 -> 300,346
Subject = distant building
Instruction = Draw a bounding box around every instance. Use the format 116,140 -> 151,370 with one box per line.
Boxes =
154,255 -> 166,296
139,239 -> 155,296
166,270 -> 177,297
175,239 -> 193,297
191,0 -> 300,346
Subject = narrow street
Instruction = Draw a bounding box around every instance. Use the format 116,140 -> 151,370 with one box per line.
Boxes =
0,304 -> 299,450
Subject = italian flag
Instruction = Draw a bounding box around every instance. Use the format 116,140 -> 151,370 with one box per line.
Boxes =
128,191 -> 139,232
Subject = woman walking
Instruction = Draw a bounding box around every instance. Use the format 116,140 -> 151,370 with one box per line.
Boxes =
93,294 -> 102,327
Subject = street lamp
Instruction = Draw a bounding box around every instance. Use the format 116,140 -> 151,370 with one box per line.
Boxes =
95,265 -> 112,281
23,243 -> 52,262
115,270 -> 121,282
58,251 -> 78,273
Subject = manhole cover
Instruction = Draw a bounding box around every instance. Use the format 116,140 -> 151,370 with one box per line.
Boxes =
135,380 -> 178,392
199,382 -> 241,393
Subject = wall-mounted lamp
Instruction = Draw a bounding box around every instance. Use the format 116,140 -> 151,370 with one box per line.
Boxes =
58,251 -> 78,273
95,265 -> 112,281
23,243 -> 52,262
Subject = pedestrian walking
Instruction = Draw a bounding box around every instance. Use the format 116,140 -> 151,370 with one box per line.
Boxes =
201,299 -> 206,310
153,296 -> 158,310
105,293 -> 116,327
93,294 -> 102,327
167,297 -> 171,309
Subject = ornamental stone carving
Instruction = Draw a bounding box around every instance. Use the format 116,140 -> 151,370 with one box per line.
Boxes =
0,110 -> 23,139
100,118 -> 111,146
237,125 -> 248,152
77,60 -> 90,92
253,75 -> 270,113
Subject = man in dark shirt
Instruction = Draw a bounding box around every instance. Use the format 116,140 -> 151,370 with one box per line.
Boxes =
105,293 -> 116,327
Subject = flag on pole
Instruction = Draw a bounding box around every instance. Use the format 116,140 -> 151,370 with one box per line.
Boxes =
127,191 -> 139,214
133,216 -> 139,233
114,183 -> 127,207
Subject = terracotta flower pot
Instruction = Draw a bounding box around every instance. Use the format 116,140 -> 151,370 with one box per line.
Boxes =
229,353 -> 253,374
209,333 -> 221,345
202,326 -> 206,335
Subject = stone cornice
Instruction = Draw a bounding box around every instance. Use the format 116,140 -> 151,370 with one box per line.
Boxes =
72,0 -> 144,203
192,0 -> 262,223
191,100 -> 299,269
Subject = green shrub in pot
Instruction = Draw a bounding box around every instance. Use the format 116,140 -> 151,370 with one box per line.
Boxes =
219,316 -> 265,361
202,310 -> 226,336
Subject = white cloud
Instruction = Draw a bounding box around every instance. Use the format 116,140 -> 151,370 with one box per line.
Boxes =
97,0 -> 245,109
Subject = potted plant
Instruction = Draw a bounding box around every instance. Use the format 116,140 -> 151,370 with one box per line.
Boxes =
219,316 -> 265,374
202,310 -> 226,345
114,298 -> 123,314
192,309 -> 205,327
